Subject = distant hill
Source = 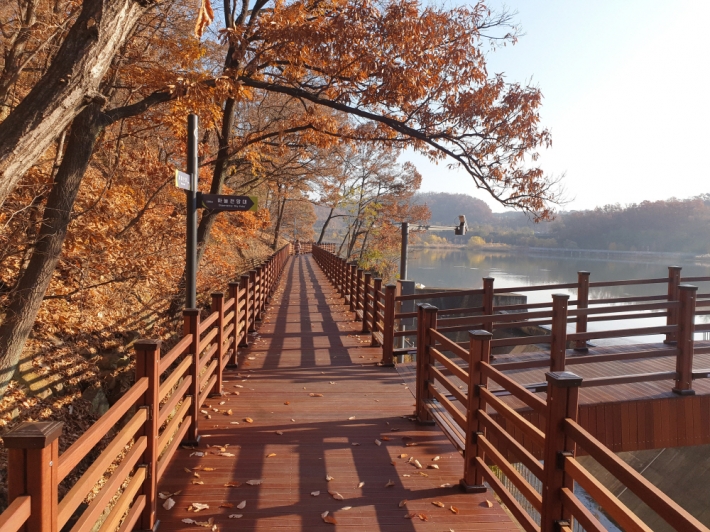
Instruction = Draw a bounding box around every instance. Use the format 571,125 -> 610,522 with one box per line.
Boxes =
413,192 -> 493,226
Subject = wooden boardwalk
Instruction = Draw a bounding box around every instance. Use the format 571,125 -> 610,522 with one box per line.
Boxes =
156,255 -> 518,531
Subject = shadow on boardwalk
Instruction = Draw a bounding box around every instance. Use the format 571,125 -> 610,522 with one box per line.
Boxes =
156,255 -> 517,531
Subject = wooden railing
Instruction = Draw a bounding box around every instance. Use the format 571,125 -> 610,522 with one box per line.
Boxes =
290,241 -> 336,254
312,245 -> 710,377
415,309 -> 709,532
312,245 -> 391,364
0,245 -> 290,532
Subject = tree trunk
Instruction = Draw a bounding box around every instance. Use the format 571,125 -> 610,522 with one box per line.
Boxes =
317,207 -> 335,244
0,0 -> 150,207
272,196 -> 286,250
0,103 -> 106,396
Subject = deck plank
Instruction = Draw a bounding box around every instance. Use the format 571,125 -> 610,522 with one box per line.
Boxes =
156,255 -> 519,531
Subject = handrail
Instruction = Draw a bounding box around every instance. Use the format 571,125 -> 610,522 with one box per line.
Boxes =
0,243 -> 293,532
0,496 -> 31,532
309,247 -> 709,532
564,419 -> 709,532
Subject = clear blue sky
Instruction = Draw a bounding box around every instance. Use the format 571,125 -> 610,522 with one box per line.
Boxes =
411,0 -> 710,213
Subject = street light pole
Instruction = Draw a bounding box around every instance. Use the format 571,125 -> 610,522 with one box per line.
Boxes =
400,221 -> 409,280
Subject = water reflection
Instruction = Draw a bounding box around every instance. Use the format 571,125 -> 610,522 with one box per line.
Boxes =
408,249 -> 710,344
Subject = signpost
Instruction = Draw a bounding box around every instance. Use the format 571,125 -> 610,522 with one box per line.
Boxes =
198,193 -> 257,212
185,115 -> 199,308
177,115 -> 261,308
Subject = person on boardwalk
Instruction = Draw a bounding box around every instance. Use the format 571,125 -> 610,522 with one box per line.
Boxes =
295,239 -> 301,255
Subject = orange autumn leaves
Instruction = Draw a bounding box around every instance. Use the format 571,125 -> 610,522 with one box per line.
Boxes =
194,0 -> 214,38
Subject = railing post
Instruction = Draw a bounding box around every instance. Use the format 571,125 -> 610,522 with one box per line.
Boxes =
665,266 -> 682,344
371,278 -> 383,345
183,308 -> 200,444
574,271 -> 590,351
255,265 -> 264,320
415,304 -> 437,423
134,339 -> 160,530
248,270 -> 257,332
3,421 -> 63,532
381,284 -> 397,366
462,330 -> 492,493
482,277 -> 494,332
349,263 -> 358,312
673,284 -> 697,395
355,268 -> 363,320
550,294 -> 570,372
362,272 -> 372,332
210,292 -> 225,396
227,282 -> 239,367
239,274 -> 250,346
541,371 -> 582,532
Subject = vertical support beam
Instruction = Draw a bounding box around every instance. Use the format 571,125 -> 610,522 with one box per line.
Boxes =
183,308 -> 201,444
255,265 -> 263,321
210,292 -> 224,396
355,268 -> 364,320
666,266 -> 682,344
415,304 -> 437,423
371,278 -> 383,345
673,284 -> 697,395
185,114 -> 199,309
362,272 -> 372,332
381,284 -> 397,366
4,421 -> 63,532
462,330 -> 491,493
482,277 -> 494,332
134,340 -> 160,530
227,282 -> 239,367
550,294 -> 570,372
248,270 -> 257,332
239,274 -> 250,347
574,271 -> 590,351
541,371 -> 582,532
400,221 -> 409,281
349,263 -> 358,312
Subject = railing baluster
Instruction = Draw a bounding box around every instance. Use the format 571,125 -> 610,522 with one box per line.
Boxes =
575,271 -> 590,351
371,278 -> 382,345
381,284 -> 397,366
184,308 -> 200,444
541,371 -> 582,531
673,284 -> 697,395
4,421 -> 63,532
415,304 -> 437,423
463,330 -> 492,493
135,339 -> 160,529
550,294 -> 570,372
666,266 -> 682,344
362,272 -> 372,333
228,282 -> 239,366
211,292 -> 224,396
483,277 -> 494,332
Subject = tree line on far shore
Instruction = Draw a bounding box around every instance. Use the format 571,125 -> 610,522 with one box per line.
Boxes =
415,192 -> 710,254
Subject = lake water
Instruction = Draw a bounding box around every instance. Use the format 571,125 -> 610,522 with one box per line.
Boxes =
407,248 -> 710,344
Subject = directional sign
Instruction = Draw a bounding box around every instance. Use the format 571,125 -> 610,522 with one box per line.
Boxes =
198,193 -> 258,212
175,169 -> 192,191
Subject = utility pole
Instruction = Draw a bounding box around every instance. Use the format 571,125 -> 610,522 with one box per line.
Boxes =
186,114 -> 198,308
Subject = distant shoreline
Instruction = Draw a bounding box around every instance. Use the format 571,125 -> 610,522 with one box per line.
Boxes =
410,244 -> 708,262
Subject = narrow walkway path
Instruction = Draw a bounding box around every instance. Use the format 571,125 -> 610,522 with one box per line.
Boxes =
156,255 -> 517,531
